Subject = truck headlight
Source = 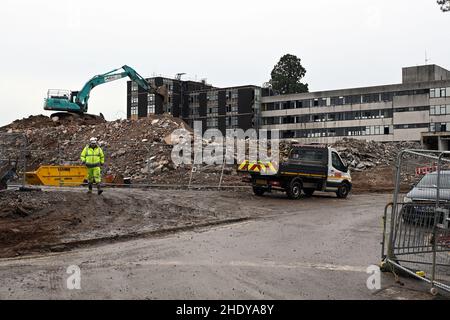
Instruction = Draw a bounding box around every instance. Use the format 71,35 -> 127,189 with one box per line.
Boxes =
403,196 -> 412,203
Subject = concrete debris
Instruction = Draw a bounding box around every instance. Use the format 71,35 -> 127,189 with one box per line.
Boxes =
279,138 -> 420,171
1,114 -> 422,185
331,138 -> 421,171
0,113 -> 191,183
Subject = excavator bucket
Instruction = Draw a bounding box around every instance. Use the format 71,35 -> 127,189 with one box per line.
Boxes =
155,85 -> 169,105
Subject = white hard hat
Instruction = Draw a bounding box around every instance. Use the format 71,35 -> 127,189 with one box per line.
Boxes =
89,137 -> 98,144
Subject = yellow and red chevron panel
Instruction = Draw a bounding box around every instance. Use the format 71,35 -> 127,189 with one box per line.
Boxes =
237,160 -> 277,174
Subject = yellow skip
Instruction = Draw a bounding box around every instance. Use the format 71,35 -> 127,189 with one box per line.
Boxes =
25,165 -> 88,187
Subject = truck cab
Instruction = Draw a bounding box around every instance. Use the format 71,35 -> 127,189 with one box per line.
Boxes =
238,144 -> 352,199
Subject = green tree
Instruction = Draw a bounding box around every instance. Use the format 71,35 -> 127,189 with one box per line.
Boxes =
270,54 -> 309,94
437,0 -> 450,11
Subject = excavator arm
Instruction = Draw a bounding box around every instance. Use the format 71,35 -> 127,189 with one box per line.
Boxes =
44,65 -> 167,114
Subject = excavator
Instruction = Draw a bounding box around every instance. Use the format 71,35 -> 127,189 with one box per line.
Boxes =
44,65 -> 167,118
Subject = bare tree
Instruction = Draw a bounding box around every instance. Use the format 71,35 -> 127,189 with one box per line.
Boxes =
437,0 -> 450,11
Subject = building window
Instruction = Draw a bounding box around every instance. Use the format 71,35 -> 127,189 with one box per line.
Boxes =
430,105 -> 450,115
362,93 -> 380,104
381,92 -> 394,102
430,106 -> 435,115
131,82 -> 138,92
261,108 -> 394,126
430,122 -> 450,132
319,98 -> 327,107
207,117 -> 218,128
393,123 -> 429,129
431,87 -> 448,99
131,106 -> 138,116
208,106 -> 218,115
292,125 -> 392,139
330,96 -> 344,105
147,93 -> 155,115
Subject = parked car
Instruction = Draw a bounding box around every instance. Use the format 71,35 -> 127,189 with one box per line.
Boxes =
402,171 -> 450,226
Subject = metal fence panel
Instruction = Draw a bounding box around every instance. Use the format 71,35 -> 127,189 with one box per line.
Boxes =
0,133 -> 28,187
383,149 -> 450,294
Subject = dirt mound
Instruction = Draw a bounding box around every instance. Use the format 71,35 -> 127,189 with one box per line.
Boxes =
0,188 -> 254,258
1,114 -> 105,131
1,112 -> 425,188
1,113 -> 194,182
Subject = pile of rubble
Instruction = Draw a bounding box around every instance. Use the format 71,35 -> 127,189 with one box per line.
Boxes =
1,113 -> 423,184
278,138 -> 421,171
331,138 -> 421,171
3,114 -> 106,130
1,114 -> 192,182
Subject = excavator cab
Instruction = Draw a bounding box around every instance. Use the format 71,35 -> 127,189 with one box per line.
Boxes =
44,89 -> 83,113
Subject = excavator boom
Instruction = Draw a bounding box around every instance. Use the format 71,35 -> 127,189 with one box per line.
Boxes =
44,65 -> 167,114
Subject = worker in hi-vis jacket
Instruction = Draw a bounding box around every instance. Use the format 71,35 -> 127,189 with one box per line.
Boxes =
80,137 -> 105,195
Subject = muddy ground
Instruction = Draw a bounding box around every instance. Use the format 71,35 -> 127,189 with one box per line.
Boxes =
2,192 -> 447,300
0,162 -> 414,260
0,188 -> 265,258
0,169 -> 399,260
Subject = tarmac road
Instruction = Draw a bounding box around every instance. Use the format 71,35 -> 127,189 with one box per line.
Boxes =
0,192 -> 441,299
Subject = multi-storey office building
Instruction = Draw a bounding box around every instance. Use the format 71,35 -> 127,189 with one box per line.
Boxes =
127,77 -> 261,134
260,64 -> 450,149
127,77 -> 213,120
184,85 -> 261,133
127,64 -> 450,149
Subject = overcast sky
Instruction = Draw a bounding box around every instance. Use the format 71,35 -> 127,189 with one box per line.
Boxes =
0,0 -> 448,126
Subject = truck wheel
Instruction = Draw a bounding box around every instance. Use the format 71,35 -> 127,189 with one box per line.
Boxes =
336,183 -> 350,199
287,180 -> 302,200
253,187 -> 265,196
303,188 -> 315,197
